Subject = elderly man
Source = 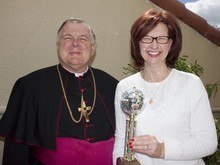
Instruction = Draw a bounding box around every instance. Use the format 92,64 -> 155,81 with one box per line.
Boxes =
0,18 -> 118,164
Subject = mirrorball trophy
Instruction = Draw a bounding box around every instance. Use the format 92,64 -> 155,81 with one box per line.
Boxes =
117,87 -> 144,165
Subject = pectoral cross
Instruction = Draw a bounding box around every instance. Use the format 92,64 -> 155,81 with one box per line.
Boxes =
78,94 -> 91,122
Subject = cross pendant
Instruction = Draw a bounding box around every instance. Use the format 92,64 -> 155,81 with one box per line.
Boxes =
78,94 -> 91,122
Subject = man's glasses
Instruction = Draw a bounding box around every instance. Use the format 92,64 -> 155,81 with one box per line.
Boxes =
141,36 -> 170,44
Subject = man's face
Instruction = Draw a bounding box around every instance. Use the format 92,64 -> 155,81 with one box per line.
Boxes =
57,22 -> 96,73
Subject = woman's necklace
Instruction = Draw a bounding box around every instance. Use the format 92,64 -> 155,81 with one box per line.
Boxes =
142,68 -> 170,105
147,82 -> 163,105
57,65 -> 96,123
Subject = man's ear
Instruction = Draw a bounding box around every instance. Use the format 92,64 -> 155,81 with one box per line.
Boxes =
91,44 -> 97,56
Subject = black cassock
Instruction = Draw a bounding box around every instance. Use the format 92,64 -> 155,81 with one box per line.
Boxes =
0,64 -> 118,164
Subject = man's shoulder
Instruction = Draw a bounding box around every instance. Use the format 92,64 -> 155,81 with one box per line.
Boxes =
16,65 -> 58,86
91,67 -> 118,83
21,65 -> 57,79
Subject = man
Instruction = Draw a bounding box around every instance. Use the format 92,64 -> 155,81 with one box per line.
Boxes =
0,18 -> 118,164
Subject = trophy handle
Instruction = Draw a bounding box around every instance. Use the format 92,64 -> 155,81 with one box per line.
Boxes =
117,114 -> 141,165
124,114 -> 136,161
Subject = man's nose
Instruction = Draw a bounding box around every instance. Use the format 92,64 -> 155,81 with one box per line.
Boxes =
71,39 -> 80,47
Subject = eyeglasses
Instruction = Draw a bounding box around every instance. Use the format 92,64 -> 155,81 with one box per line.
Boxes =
141,36 -> 170,44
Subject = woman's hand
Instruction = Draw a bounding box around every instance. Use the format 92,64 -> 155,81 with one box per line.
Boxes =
129,135 -> 165,158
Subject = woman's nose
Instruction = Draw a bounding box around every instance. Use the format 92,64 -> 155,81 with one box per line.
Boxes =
150,39 -> 159,49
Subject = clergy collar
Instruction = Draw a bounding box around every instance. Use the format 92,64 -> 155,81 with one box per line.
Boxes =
60,64 -> 89,77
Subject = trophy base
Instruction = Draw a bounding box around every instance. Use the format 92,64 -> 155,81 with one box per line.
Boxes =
116,157 -> 141,165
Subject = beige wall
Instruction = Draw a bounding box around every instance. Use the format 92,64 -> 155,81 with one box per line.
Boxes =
0,0 -> 219,109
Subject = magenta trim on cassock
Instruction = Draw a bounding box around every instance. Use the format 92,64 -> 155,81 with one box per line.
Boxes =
32,137 -> 114,165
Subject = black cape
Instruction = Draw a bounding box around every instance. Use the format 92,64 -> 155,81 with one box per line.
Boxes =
0,65 -> 118,150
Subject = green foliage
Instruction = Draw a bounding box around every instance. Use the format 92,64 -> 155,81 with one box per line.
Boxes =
206,81 -> 220,99
123,55 -> 220,164
174,55 -> 220,99
203,119 -> 220,165
174,55 -> 204,76
123,63 -> 140,75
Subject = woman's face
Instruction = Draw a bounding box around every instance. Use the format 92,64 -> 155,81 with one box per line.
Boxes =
139,22 -> 173,68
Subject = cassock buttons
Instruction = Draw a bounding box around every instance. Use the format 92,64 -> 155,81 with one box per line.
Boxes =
85,123 -> 93,128
86,138 -> 94,142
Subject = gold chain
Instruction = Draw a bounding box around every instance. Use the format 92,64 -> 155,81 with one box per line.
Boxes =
56,65 -> 96,123
142,68 -> 170,105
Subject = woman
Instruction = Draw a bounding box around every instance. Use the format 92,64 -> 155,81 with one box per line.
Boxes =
113,9 -> 217,165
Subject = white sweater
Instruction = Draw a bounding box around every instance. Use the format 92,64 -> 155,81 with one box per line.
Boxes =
113,69 -> 217,165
